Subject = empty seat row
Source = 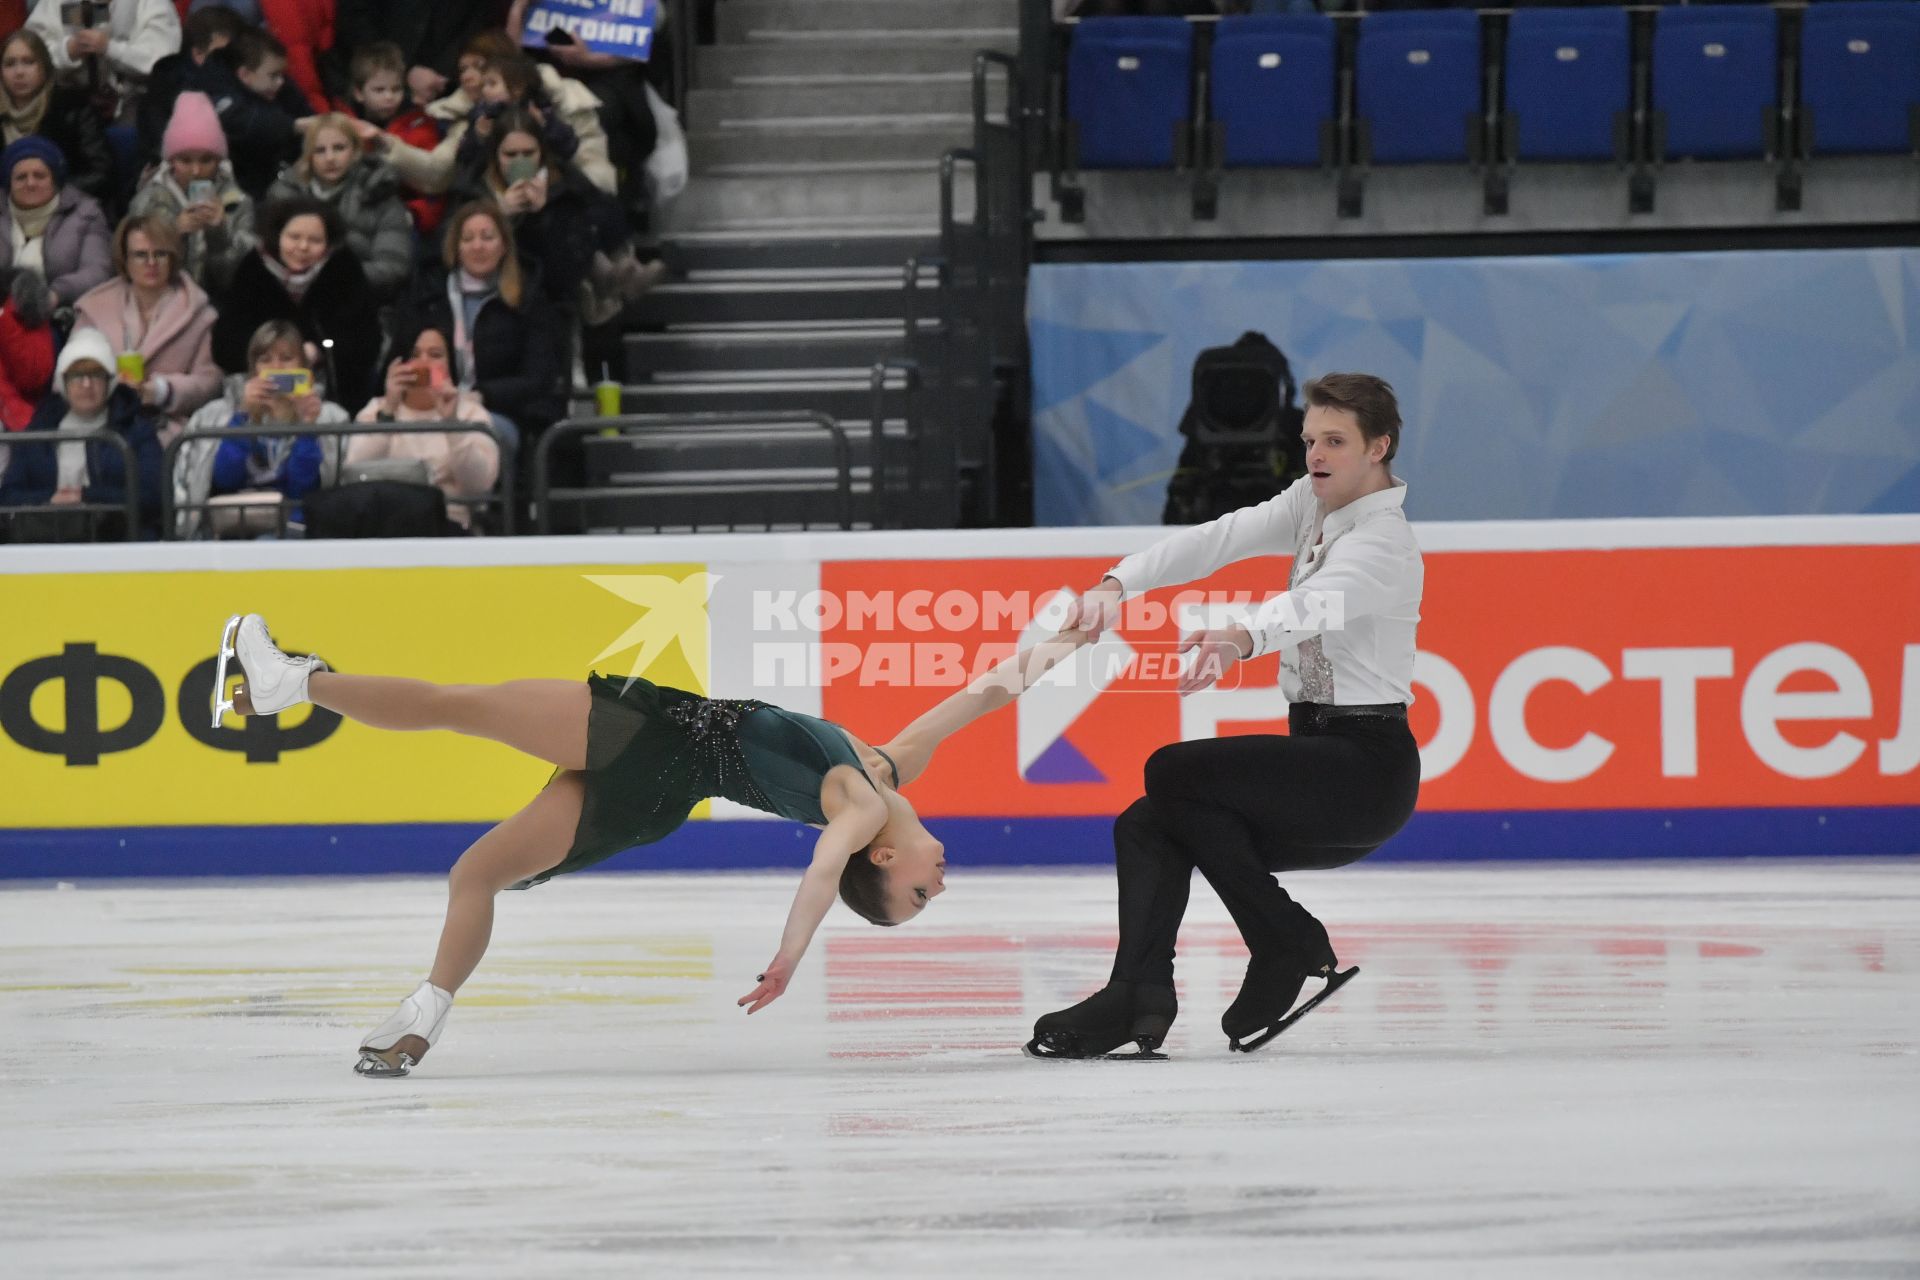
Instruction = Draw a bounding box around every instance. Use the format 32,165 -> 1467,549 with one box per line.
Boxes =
1061,3 -> 1920,178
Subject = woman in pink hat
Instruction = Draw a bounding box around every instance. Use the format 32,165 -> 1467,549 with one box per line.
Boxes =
127,90 -> 259,293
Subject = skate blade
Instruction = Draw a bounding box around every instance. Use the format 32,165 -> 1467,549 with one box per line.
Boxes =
354,1034 -> 429,1078
1023,1036 -> 1168,1062
210,615 -> 241,727
1227,966 -> 1360,1054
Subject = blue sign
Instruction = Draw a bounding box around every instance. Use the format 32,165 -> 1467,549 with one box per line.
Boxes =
522,0 -> 658,62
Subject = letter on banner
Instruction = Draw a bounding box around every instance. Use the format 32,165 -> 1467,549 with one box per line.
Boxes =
1621,647 -> 1735,777
1489,646 -> 1615,782
1412,651 -> 1474,781
1880,645 -> 1920,776
1740,642 -> 1871,779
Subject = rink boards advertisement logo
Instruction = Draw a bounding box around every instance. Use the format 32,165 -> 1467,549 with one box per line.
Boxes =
813,546 -> 1920,817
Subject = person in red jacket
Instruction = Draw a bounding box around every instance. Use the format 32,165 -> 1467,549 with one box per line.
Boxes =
342,41 -> 444,237
0,266 -> 55,436
259,0 -> 336,115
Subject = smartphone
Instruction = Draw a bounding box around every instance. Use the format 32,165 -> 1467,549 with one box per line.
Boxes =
426,363 -> 450,391
187,179 -> 216,206
60,2 -> 96,28
503,156 -> 539,185
260,367 -> 313,397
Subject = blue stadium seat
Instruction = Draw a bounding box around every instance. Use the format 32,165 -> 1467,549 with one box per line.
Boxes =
1356,10 -> 1484,165
1066,17 -> 1196,170
1504,7 -> 1631,162
1652,6 -> 1780,160
1800,1 -> 1920,155
1209,13 -> 1337,168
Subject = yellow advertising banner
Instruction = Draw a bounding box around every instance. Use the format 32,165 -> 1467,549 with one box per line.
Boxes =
1,563 -> 711,827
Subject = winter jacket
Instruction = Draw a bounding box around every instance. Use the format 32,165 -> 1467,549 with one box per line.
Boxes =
0,270 -> 54,432
354,103 -> 444,236
0,385 -> 163,537
191,52 -> 305,200
350,389 -> 499,527
5,86 -> 115,203
260,0 -> 338,115
0,185 -> 113,306
72,274 -> 224,439
28,0 -> 181,84
265,156 -> 414,300
128,163 -> 257,294
390,267 -> 564,432
386,66 -> 617,197
211,248 -> 383,411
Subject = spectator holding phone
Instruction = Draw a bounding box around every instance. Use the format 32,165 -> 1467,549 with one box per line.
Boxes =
174,316 -> 348,536
212,192 -> 379,410
0,134 -> 111,308
0,29 -> 112,203
71,212 -> 222,443
350,325 -> 499,529
265,111 -> 410,300
129,90 -> 257,292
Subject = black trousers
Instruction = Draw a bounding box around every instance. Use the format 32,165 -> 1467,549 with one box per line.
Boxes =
1109,707 -> 1421,986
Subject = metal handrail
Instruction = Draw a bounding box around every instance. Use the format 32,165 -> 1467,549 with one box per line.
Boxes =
535,411 -> 855,534
0,428 -> 141,541
161,420 -> 513,540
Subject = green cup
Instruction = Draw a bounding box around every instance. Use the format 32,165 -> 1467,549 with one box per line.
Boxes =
594,380 -> 621,418
116,351 -> 146,383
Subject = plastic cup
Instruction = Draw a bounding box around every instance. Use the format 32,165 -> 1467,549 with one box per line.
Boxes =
594,380 -> 622,418
116,351 -> 145,383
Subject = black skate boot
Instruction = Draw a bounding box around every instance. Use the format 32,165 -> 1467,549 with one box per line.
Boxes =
1024,981 -> 1177,1061
1222,953 -> 1359,1053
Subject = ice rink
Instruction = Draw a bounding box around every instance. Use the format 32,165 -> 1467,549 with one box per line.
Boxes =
3,861 -> 1916,1278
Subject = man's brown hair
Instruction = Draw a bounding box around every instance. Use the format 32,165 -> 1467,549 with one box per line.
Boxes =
1302,372 -> 1401,463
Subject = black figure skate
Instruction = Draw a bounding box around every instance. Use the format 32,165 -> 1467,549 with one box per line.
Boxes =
1223,955 -> 1359,1053
1024,981 -> 1176,1061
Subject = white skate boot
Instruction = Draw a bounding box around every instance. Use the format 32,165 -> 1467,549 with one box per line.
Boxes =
214,613 -> 328,725
355,981 -> 454,1078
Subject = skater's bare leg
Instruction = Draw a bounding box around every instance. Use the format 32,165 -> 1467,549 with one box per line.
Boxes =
428,771 -> 588,994
239,672 -> 591,771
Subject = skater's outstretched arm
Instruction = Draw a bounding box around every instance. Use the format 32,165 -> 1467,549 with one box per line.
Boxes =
736,778 -> 888,1015
877,626 -> 1095,788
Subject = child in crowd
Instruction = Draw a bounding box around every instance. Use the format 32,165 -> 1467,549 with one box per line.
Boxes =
197,27 -> 308,199
129,90 -> 258,292
343,41 -> 443,237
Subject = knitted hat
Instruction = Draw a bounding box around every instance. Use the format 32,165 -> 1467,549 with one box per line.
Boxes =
56,327 -> 118,389
1,134 -> 68,189
162,91 -> 229,160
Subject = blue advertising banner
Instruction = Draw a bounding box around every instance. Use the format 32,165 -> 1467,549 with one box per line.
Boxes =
521,0 -> 657,61
1029,249 -> 1920,525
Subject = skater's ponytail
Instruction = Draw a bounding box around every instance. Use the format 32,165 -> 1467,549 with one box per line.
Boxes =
838,847 -> 898,927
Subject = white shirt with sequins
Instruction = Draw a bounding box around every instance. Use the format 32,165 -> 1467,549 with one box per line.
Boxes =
1105,476 -> 1423,706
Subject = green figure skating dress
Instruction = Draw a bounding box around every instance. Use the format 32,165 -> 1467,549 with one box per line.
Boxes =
513,675 -> 897,888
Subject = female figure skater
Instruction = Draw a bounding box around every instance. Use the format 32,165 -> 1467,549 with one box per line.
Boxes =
213,610 -> 1091,1077
1029,372 -> 1424,1060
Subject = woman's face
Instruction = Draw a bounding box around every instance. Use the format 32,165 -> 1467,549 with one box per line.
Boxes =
411,329 -> 450,370
277,214 -> 328,273
63,361 -> 110,415
309,126 -> 357,184
456,213 -> 505,278
125,229 -> 172,291
1302,404 -> 1389,511
871,822 -> 948,923
1,40 -> 45,103
495,130 -> 540,181
167,151 -> 221,188
457,54 -> 486,100
9,157 -> 54,210
251,338 -> 303,377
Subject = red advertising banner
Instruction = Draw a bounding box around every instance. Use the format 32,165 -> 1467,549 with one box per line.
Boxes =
817,546 -> 1920,816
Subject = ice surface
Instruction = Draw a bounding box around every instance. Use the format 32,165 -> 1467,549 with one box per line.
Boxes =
2,862 -> 1916,1277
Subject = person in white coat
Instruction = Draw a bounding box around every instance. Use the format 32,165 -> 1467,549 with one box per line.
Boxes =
28,0 -> 180,111
1028,371 -> 1426,1061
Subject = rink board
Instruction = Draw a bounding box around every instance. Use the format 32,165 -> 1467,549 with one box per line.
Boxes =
3,517 -> 1918,876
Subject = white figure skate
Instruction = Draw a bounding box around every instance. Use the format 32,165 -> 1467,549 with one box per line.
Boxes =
214,614 -> 328,724
356,981 -> 454,1078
